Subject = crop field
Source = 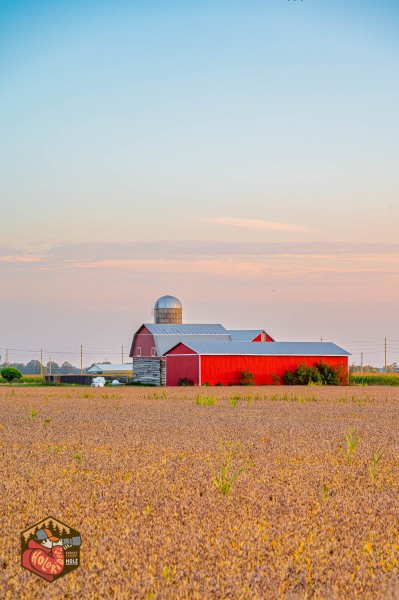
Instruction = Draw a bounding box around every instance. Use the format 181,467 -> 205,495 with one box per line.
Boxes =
350,373 -> 399,386
2,386 -> 399,599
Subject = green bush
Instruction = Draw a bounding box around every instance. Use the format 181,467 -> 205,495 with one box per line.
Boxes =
0,367 -> 23,384
271,373 -> 281,385
315,362 -> 340,385
283,363 -> 340,386
239,370 -> 254,386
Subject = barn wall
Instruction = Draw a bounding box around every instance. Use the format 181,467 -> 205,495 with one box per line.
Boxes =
133,357 -> 163,385
165,355 -> 200,386
200,355 -> 348,386
132,326 -> 157,357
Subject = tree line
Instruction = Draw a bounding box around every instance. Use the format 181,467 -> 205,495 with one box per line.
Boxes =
0,360 -> 80,374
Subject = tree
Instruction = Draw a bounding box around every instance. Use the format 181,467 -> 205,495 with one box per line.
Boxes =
60,361 -> 75,374
48,519 -> 55,530
1,367 -> 22,384
9,362 -> 26,374
25,359 -> 42,374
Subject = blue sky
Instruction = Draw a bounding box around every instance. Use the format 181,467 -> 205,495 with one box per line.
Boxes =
0,0 -> 398,366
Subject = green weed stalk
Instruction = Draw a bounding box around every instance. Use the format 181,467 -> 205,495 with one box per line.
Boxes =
211,438 -> 252,495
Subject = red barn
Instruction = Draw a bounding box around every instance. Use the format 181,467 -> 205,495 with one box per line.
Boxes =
164,341 -> 350,386
130,323 -> 232,385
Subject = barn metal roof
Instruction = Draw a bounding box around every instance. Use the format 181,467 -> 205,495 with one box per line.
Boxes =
140,324 -> 232,355
144,323 -> 229,335
228,330 -> 265,341
87,363 -> 133,373
156,334 -> 232,356
164,341 -> 351,356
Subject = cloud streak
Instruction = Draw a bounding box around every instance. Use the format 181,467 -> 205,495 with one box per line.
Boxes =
46,240 -> 399,262
21,239 -> 398,299
3,241 -> 399,267
199,217 -> 313,233
0,255 -> 43,264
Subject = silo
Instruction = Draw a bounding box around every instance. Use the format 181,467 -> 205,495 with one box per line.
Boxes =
154,295 -> 183,324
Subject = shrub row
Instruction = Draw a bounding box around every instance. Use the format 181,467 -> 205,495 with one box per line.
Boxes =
283,362 -> 345,386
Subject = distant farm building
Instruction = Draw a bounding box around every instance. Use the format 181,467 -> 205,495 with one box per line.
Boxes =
86,363 -> 133,376
130,295 -> 350,386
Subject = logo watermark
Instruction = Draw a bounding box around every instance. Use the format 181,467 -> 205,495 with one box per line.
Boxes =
21,516 -> 81,582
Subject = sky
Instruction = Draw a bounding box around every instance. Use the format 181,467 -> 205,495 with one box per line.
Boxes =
0,0 -> 399,367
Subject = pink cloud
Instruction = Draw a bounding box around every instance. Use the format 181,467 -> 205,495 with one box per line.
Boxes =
0,255 -> 43,264
198,217 -> 313,233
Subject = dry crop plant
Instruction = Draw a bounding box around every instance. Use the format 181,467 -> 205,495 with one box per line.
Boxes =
4,386 -> 399,598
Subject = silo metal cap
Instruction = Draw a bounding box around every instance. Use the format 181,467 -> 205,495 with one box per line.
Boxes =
154,295 -> 182,309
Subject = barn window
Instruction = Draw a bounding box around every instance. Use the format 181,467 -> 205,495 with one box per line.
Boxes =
151,347 -> 157,356
261,332 -> 266,342
136,347 -> 142,356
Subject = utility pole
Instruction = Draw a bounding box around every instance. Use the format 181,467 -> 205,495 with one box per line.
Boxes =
40,348 -> 43,376
80,344 -> 83,375
6,348 -> 9,367
384,337 -> 387,372
360,353 -> 363,373
49,357 -> 52,376
320,337 -> 323,342
122,345 -> 124,364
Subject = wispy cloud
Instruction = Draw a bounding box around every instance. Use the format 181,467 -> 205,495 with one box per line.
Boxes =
3,240 -> 399,268
68,258 -> 265,278
63,258 -> 399,279
199,217 -> 313,233
47,240 -> 399,262
0,255 -> 43,264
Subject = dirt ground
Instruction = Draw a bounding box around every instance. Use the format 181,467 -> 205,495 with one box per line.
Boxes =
1,385 -> 399,599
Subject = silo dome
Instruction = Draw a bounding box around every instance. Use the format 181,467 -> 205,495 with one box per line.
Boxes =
154,295 -> 182,310
154,295 -> 183,324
